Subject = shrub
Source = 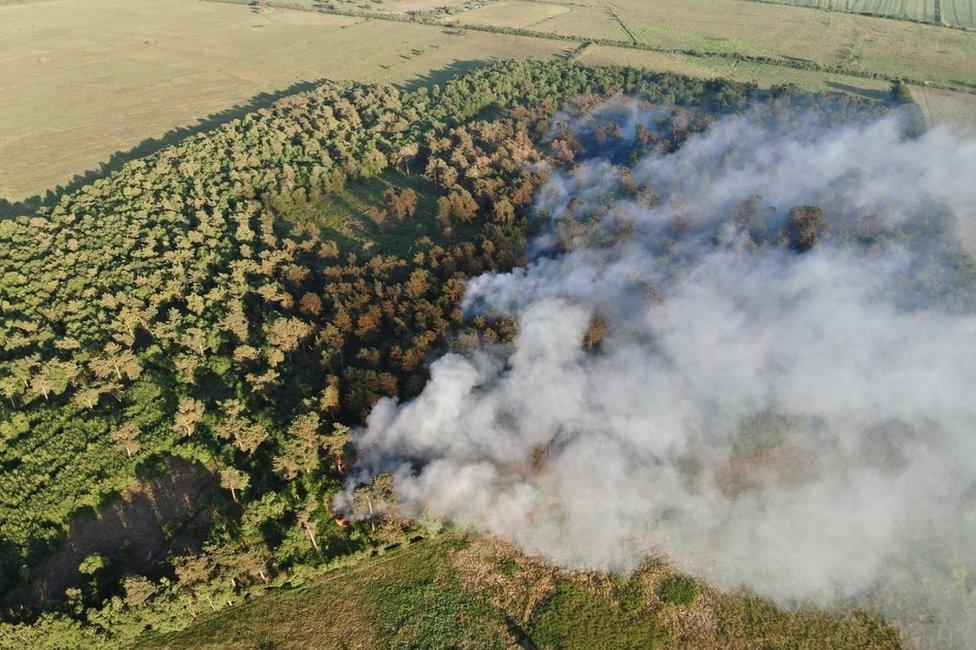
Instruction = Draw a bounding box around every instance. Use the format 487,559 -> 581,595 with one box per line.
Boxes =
660,577 -> 698,607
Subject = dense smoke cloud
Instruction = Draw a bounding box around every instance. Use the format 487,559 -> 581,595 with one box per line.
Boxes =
345,101 -> 976,643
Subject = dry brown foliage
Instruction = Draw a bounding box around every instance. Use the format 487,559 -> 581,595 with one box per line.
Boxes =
449,536 -> 560,625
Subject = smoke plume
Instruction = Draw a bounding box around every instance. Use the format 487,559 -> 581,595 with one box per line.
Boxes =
346,100 -> 976,643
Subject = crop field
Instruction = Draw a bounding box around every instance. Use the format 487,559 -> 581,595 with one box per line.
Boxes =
749,0 -> 931,23
741,0 -> 976,29
834,0 -> 933,21
942,0 -> 976,26
0,0 -> 569,201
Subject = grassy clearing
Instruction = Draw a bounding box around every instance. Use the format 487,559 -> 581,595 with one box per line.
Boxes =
137,537 -> 520,649
0,0 -> 569,201
357,0 -> 476,12
138,534 -> 901,649
275,169 -> 466,257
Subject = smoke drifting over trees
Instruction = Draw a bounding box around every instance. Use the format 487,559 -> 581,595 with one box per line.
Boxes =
345,101 -> 976,644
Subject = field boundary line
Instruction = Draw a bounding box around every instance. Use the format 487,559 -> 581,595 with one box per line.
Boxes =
607,3 -> 638,44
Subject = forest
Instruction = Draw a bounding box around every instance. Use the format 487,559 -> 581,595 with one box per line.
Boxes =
0,60 -> 907,647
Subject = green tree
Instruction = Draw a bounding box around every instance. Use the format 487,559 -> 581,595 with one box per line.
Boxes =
219,467 -> 250,503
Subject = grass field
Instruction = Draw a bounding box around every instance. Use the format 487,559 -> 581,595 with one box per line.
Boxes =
0,0 -> 569,201
138,534 -> 901,649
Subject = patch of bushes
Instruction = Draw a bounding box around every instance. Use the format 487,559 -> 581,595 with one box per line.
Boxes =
660,577 -> 698,607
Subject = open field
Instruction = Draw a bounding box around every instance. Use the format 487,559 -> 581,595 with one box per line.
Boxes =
0,0 -> 569,201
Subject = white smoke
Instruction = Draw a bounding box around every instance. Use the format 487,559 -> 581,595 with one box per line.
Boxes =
345,103 -> 976,644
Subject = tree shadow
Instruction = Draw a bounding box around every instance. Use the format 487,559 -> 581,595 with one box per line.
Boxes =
401,58 -> 493,92
401,45 -> 577,93
824,80 -> 889,102
0,78 -> 332,219
2,456 -> 219,614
